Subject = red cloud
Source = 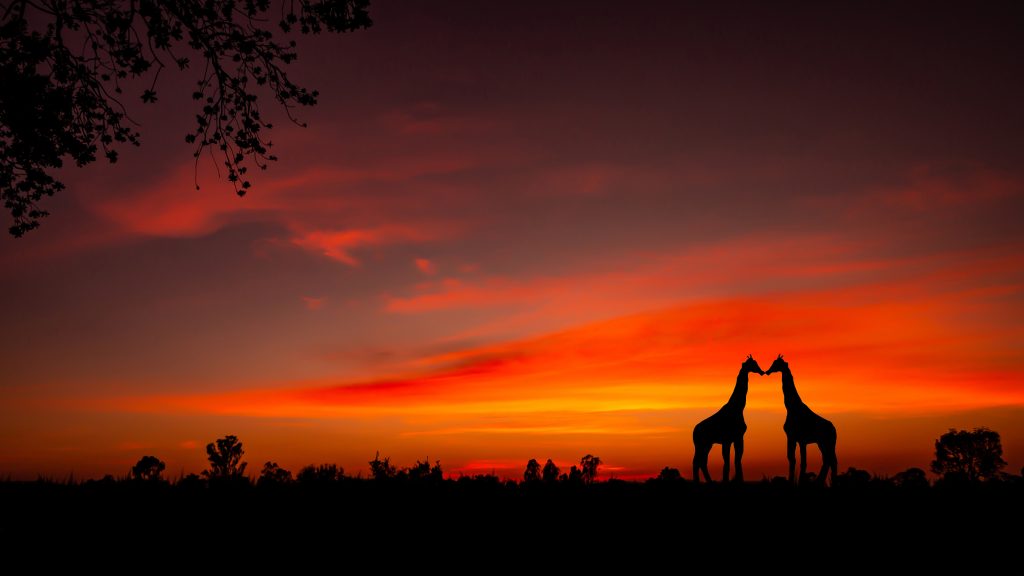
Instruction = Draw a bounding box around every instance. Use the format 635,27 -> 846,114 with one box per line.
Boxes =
302,296 -> 327,310
872,165 -> 1019,212
414,258 -> 437,275
290,224 -> 454,266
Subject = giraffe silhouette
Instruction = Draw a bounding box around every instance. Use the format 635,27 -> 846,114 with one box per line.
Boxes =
765,354 -> 838,485
692,355 -> 764,483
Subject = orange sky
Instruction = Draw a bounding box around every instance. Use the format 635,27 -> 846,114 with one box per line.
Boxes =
1,2 -> 1023,481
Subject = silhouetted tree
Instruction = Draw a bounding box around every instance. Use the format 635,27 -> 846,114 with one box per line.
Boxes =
257,461 -> 293,486
405,459 -> 442,482
567,465 -> 583,484
892,467 -> 929,489
0,0 -> 372,236
542,459 -> 560,483
297,464 -> 344,485
580,454 -> 601,484
368,451 -> 396,480
456,473 -> 500,487
87,474 -> 116,486
203,434 -> 247,480
834,467 -> 871,488
657,467 -> 682,482
130,455 -> 165,482
524,459 -> 542,483
178,473 -> 205,490
931,428 -> 1006,482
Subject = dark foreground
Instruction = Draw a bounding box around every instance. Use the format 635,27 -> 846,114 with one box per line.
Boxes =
3,478 -> 1020,568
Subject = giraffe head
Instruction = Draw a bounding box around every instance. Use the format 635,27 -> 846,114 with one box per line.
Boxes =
765,354 -> 788,375
742,354 -> 765,376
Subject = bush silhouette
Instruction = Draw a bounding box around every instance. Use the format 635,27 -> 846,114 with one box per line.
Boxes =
404,459 -> 442,483
566,465 -> 583,484
892,467 -> 929,489
131,455 -> 166,482
369,451 -> 396,480
657,467 -> 682,482
258,462 -> 293,486
178,473 -> 205,491
297,464 -> 344,485
834,467 -> 871,488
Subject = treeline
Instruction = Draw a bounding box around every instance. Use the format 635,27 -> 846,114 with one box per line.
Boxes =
84,441 -> 608,489
10,427 -> 1023,489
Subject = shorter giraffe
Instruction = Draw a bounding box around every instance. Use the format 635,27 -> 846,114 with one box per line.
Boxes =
765,354 -> 838,485
692,355 -> 764,483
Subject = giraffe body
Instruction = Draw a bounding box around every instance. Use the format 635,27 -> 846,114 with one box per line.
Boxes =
692,356 -> 763,483
767,355 -> 838,485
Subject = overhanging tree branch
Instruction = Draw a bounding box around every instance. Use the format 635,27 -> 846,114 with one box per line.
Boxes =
0,0 -> 371,237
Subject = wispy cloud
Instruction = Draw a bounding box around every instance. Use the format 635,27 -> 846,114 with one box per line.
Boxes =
414,257 -> 437,275
290,225 -> 449,266
302,296 -> 327,310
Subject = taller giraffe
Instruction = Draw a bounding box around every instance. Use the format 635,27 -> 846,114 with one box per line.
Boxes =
765,354 -> 838,485
692,355 -> 764,483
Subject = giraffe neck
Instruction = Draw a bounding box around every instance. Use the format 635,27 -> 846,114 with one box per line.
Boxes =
781,367 -> 803,409
726,369 -> 749,410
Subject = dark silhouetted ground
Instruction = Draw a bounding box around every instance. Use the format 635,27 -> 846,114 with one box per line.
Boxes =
2,476 -> 1020,568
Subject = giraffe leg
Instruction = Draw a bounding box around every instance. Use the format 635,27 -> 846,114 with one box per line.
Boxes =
721,442 -> 731,483
734,436 -> 744,483
821,445 -> 838,486
800,443 -> 808,484
694,442 -> 713,483
818,448 -> 830,486
787,438 -> 796,483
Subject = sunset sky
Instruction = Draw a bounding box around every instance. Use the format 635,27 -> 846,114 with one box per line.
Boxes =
1,1 -> 1022,481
